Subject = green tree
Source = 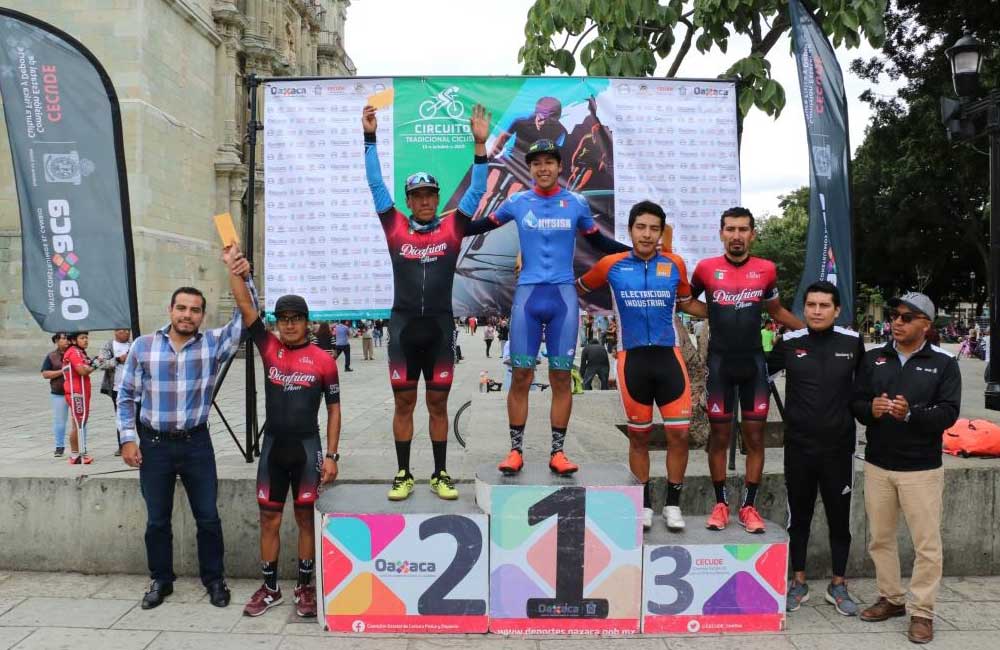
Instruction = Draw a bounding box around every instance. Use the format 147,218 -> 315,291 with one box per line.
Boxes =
754,186 -> 809,303
850,0 -> 998,313
518,0 -> 887,118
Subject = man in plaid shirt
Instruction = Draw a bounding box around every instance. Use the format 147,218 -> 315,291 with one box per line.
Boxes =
117,246 -> 256,610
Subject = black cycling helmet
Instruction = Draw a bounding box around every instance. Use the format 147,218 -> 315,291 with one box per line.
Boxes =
525,139 -> 561,164
404,171 -> 440,195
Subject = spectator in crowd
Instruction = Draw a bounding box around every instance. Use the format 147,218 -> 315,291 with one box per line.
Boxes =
63,331 -> 95,465
469,315 -> 478,334
361,320 -> 375,360
98,328 -> 133,456
333,321 -> 352,372
579,338 -> 610,390
852,293 -> 960,644
603,316 -> 619,354
484,324 -> 496,358
117,247 -> 252,610
373,319 -> 384,347
314,323 -> 335,355
41,332 -> 70,457
761,320 -> 776,353
497,317 -> 510,348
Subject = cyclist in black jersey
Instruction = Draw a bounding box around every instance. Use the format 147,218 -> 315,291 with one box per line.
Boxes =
227,247 -> 341,619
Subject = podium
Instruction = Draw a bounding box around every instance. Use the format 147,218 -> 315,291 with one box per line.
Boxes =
641,515 -> 788,634
476,463 -> 643,635
315,485 -> 489,634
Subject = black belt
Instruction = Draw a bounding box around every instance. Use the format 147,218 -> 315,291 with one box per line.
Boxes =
139,422 -> 208,441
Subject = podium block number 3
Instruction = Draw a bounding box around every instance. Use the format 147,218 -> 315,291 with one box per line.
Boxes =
648,545 -> 695,615
417,515 -> 486,616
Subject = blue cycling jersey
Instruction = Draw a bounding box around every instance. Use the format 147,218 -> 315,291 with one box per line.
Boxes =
578,251 -> 692,350
488,186 -> 600,285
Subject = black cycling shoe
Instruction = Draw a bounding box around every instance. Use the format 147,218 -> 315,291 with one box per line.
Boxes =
141,580 -> 173,610
207,580 -> 231,607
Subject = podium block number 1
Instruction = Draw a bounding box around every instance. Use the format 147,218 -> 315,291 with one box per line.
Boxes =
526,487 -> 609,619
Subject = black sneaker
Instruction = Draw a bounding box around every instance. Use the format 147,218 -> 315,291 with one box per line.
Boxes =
54,447 -> 64,457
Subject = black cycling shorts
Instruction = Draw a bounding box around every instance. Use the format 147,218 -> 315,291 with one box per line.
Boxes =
256,435 -> 322,511
616,346 -> 691,432
387,312 -> 455,392
705,351 -> 770,423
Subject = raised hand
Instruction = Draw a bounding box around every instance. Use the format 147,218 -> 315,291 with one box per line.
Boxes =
362,105 -> 378,134
470,103 -> 491,144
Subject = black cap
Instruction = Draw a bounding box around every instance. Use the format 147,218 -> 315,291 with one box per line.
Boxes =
274,294 -> 309,317
525,139 -> 561,164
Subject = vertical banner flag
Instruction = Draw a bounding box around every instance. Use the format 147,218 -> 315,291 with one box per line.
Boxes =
789,0 -> 855,324
0,9 -> 136,332
263,77 -> 740,319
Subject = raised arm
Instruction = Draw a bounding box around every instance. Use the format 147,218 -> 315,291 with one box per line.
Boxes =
225,244 -> 258,328
457,104 -> 491,220
362,105 -> 394,215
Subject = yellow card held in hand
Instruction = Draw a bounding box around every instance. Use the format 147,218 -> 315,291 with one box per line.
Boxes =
213,212 -> 239,247
367,87 -> 394,109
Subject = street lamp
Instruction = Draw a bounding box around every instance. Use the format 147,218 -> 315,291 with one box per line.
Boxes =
940,32 -> 1000,408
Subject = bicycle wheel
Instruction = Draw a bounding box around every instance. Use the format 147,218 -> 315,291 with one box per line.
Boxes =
418,100 -> 437,119
447,100 -> 464,119
452,400 -> 472,448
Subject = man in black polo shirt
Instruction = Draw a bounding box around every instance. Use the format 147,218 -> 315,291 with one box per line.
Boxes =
767,281 -> 864,616
851,292 -> 960,644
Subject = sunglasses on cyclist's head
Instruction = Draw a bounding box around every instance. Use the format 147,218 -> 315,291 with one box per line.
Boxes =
888,310 -> 928,324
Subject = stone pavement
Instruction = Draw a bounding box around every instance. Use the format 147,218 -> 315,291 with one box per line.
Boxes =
0,571 -> 1000,648
1,332 -> 995,481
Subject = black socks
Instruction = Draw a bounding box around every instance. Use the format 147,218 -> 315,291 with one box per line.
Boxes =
509,424 -> 525,452
432,439 -> 447,476
394,439 -> 412,475
550,427 -> 567,454
262,561 -> 278,591
298,558 -> 314,587
666,482 -> 683,507
714,480 -> 728,505
742,482 -> 759,508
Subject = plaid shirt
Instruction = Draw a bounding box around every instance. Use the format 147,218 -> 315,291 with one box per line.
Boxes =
117,280 -> 257,443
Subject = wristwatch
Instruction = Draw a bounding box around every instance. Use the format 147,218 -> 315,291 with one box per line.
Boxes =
325,452 -> 340,462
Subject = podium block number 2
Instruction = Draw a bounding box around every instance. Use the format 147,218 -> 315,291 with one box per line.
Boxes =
525,487 -> 609,619
417,515 -> 486,616
647,545 -> 695,615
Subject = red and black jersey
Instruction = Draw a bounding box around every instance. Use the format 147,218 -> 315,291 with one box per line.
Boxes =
691,255 -> 779,354
378,208 -> 470,316
250,320 -> 339,440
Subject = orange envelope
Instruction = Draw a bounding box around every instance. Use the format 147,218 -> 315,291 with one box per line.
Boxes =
213,212 -> 239,247
367,87 -> 394,109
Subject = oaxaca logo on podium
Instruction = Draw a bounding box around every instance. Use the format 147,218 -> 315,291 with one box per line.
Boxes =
320,511 -> 489,634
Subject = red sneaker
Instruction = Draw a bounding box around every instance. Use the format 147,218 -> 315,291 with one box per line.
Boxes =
294,584 -> 317,618
242,584 -> 282,617
739,505 -> 766,534
548,451 -> 579,476
81,455 -> 93,465
705,502 -> 730,531
498,449 -> 524,475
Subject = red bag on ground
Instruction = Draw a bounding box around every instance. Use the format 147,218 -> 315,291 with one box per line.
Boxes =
943,419 -> 1000,457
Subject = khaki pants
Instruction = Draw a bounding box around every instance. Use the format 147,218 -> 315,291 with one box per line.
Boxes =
362,337 -> 374,360
864,462 -> 944,619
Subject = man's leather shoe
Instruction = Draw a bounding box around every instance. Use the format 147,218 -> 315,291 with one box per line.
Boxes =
141,580 -> 173,610
207,580 -> 231,607
860,597 -> 906,622
908,616 -> 933,644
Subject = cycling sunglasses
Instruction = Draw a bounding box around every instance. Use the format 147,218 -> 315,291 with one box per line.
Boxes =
888,310 -> 928,324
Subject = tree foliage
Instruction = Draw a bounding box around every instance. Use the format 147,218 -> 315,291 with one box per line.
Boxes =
518,0 -> 887,118
754,186 -> 810,304
850,0 -> 999,312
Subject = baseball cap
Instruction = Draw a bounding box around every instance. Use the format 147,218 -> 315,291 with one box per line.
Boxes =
525,139 -> 561,164
404,171 -> 440,195
274,294 -> 309,317
888,292 -> 935,321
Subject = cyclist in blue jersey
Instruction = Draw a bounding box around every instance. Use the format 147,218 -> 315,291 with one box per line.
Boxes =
482,139 -> 629,475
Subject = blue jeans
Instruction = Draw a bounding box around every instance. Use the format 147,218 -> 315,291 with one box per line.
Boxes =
51,395 -> 68,448
139,426 -> 224,586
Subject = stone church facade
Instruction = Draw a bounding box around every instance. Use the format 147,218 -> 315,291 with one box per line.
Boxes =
0,0 -> 354,363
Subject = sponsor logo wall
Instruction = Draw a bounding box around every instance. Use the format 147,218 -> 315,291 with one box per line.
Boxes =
263,77 -> 739,318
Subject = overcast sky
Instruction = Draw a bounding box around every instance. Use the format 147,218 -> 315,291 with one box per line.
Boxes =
345,0 -> 902,217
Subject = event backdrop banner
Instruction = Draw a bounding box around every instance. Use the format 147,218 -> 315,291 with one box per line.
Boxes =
263,77 -> 740,319
789,0 -> 855,324
0,9 -> 135,332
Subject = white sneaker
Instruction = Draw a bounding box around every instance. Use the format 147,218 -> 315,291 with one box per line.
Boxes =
663,505 -> 686,531
641,507 -> 653,530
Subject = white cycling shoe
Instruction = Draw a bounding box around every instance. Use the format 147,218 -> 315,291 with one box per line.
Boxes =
641,507 -> 654,530
663,505 -> 686,531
